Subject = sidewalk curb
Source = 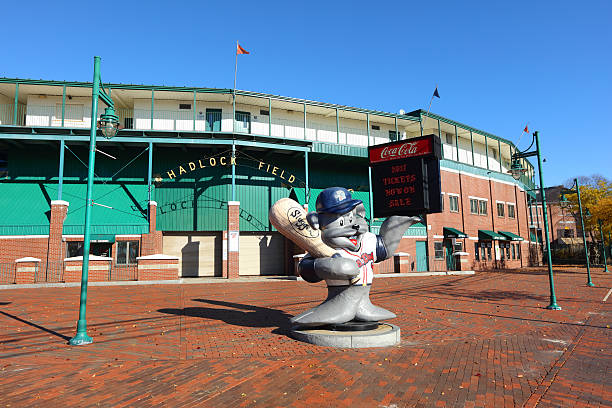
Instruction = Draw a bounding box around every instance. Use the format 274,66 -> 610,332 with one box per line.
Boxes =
0,271 -> 474,290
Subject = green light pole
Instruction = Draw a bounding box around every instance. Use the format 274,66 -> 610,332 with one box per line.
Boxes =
561,179 -> 594,286
509,130 -> 560,310
69,56 -> 120,346
598,219 -> 609,273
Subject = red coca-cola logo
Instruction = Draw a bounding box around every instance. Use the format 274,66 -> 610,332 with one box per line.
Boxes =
369,137 -> 433,163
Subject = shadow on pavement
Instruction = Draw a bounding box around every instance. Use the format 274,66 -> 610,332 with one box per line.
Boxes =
158,298 -> 293,330
0,310 -> 71,342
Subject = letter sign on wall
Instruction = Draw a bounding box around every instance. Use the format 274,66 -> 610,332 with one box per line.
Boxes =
368,134 -> 443,218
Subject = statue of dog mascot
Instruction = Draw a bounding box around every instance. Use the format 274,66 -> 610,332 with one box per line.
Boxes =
291,187 -> 421,327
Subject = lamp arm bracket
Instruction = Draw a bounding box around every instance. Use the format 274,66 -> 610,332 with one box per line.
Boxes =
98,89 -> 114,109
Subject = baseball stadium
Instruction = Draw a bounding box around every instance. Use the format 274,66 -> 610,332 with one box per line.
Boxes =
0,77 -> 539,282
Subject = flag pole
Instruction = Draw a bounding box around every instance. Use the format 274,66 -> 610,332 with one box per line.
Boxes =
424,83 -> 437,132
234,40 -> 238,92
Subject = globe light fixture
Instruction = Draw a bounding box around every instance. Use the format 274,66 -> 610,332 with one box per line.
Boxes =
98,106 -> 120,139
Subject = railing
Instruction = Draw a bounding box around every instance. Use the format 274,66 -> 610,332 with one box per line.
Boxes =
0,263 -> 16,284
37,262 -> 63,283
111,264 -> 138,281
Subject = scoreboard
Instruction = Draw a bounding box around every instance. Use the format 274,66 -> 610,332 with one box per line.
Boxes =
368,134 -> 442,218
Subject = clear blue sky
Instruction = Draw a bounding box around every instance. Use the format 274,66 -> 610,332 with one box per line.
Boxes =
1,0 -> 610,186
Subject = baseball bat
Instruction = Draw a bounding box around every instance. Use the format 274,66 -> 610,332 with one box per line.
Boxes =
269,198 -> 336,258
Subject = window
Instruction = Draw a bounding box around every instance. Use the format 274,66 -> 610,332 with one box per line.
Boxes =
508,203 -> 515,219
481,245 -> 487,261
500,243 -> 505,260
470,199 -> 479,214
511,244 -> 516,260
505,244 -> 510,259
66,242 -> 112,258
479,200 -> 488,215
371,125 -> 380,130
0,152 -> 7,178
487,245 -> 492,261
449,195 -> 459,212
454,242 -> 463,252
475,243 -> 479,261
259,109 -> 269,116
179,103 -> 191,110
517,244 -> 521,259
558,229 -> 575,238
117,241 -> 139,265
497,203 -> 505,217
441,194 -> 444,211
389,130 -> 399,141
434,242 -> 444,260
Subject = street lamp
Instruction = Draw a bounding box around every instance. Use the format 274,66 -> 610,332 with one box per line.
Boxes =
509,131 -> 561,310
598,219 -> 609,273
69,56 -> 119,346
560,179 -> 594,286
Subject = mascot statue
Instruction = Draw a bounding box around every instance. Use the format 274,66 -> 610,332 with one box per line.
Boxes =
291,187 -> 420,327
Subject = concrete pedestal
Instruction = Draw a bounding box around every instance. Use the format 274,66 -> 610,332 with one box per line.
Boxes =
290,323 -> 400,348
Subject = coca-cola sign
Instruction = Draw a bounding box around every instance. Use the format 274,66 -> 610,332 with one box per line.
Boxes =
368,135 -> 438,164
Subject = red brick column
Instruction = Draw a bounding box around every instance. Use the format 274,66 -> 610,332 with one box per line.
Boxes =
141,201 -> 162,256
137,255 -> 179,280
48,200 -> 69,266
227,201 -> 240,279
15,257 -> 40,284
64,256 -> 112,282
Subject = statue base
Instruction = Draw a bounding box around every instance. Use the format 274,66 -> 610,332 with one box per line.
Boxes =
289,322 -> 400,348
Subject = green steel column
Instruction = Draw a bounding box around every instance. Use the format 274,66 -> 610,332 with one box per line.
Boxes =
13,83 -> 19,125
498,139 -> 502,171
336,108 -> 340,144
70,55 -> 102,345
57,140 -> 65,200
268,98 -> 272,137
231,143 -> 236,201
304,151 -> 309,208
394,117 -> 398,140
535,131 -> 560,310
367,113 -> 374,221
150,90 -> 155,130
303,103 -> 307,140
576,179 -> 594,286
193,91 -> 196,131
419,112 -> 423,136
455,125 -> 459,162
148,142 -> 153,214
470,130 -> 474,165
485,135 -> 490,170
599,219 -> 609,272
61,85 -> 66,127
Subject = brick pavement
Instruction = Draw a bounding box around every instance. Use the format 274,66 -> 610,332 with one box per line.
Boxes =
0,267 -> 610,407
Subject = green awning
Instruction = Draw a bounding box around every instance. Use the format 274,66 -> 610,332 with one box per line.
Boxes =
498,231 -> 524,241
478,230 -> 506,240
90,234 -> 116,243
443,227 -> 468,238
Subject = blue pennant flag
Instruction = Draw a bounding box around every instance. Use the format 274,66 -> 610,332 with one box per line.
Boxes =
433,87 -> 440,98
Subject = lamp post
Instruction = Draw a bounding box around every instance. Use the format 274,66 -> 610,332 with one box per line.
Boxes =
561,179 -> 594,286
69,56 -> 119,346
598,219 -> 609,273
509,130 -> 560,310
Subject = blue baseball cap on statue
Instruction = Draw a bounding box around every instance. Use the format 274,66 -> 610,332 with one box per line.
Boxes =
315,187 -> 363,214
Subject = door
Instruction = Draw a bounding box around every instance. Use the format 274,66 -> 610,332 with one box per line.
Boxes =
205,109 -> 222,132
444,240 -> 456,271
163,233 -> 221,277
239,232 -> 284,275
235,111 -> 251,133
416,241 -> 428,271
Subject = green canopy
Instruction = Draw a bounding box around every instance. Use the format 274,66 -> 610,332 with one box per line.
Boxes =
443,227 -> 468,238
498,231 -> 524,241
478,230 -> 506,240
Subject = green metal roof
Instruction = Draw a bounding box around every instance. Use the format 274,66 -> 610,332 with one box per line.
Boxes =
498,231 -> 524,241
478,230 -> 506,240
443,227 -> 468,238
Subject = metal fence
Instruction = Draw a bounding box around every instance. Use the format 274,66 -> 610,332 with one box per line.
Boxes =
36,262 -> 64,283
110,264 -> 138,281
0,263 -> 16,284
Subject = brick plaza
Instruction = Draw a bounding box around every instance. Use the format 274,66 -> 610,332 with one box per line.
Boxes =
0,267 -> 610,407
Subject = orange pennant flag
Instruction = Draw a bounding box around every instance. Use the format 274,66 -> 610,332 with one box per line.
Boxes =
236,43 -> 249,55
523,125 -> 529,133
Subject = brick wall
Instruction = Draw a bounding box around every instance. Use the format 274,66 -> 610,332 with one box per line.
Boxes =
227,202 -> 239,279
137,255 -> 179,280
